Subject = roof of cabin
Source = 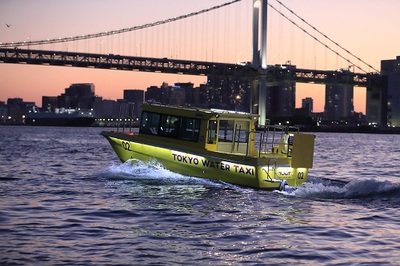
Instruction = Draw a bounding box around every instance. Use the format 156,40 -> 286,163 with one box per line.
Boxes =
142,103 -> 258,120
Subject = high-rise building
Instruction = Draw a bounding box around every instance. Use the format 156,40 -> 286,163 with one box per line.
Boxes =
266,80 -> 296,118
58,83 -> 95,109
324,76 -> 354,121
93,97 -> 120,118
174,82 -> 198,106
145,83 -> 169,103
381,56 -> 400,127
42,96 -> 58,111
206,76 -> 250,112
0,101 -> 7,124
6,98 -> 35,123
302,97 -> 313,116
198,84 -> 225,109
168,85 -> 184,105
124,89 -> 144,103
124,89 -> 144,118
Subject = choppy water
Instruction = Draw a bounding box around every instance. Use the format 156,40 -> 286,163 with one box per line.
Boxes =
1,126 -> 399,265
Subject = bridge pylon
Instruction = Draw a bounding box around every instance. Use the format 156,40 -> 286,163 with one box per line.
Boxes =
251,0 -> 268,126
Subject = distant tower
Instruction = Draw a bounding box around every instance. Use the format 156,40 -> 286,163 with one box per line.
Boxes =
324,82 -> 354,121
60,83 -> 95,109
252,0 -> 268,69
380,56 -> 400,127
251,0 -> 268,125
302,97 -> 314,116
123,89 -> 144,118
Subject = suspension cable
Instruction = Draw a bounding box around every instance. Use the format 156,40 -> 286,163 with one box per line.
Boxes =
269,2 -> 369,73
273,0 -> 379,73
0,0 -> 242,48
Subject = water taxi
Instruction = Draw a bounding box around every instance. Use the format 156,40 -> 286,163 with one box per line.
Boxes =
101,103 -> 315,191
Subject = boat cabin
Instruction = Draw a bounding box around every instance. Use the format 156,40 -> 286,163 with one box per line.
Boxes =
137,103 -> 298,159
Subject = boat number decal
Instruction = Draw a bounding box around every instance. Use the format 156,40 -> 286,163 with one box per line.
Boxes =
297,172 -> 304,179
172,153 -> 254,176
121,141 -> 131,151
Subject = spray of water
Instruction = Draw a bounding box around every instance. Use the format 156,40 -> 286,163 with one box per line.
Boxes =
102,159 -> 243,190
281,177 -> 400,200
101,160 -> 400,199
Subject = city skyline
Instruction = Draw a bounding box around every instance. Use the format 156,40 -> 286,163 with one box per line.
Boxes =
1,80 -> 359,118
1,0 -> 399,113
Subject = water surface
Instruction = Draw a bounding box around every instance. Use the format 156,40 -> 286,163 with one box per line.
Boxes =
1,126 -> 399,265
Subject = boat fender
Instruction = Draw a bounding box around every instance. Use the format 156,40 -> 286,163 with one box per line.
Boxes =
279,180 -> 288,191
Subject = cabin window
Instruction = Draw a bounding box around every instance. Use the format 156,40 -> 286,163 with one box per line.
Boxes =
218,120 -> 249,143
139,111 -> 200,142
181,117 -> 200,141
207,120 -> 217,144
159,115 -> 180,137
218,120 -> 234,142
140,111 -> 160,135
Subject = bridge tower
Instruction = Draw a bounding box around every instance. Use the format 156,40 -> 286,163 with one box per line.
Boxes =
251,0 -> 268,125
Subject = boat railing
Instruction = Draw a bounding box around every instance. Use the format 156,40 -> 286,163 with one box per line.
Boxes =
250,125 -> 299,157
228,124 -> 299,157
116,102 -> 135,133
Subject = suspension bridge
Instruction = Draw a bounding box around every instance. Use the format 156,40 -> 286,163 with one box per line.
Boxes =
0,48 -> 374,86
0,0 -> 383,123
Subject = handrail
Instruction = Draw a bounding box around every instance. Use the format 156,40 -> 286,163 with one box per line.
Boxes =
117,102 -> 135,133
253,125 -> 299,157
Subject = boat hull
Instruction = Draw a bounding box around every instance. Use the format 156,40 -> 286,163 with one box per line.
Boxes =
102,132 -> 308,190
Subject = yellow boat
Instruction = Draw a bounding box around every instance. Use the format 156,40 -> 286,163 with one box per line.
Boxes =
101,103 -> 315,191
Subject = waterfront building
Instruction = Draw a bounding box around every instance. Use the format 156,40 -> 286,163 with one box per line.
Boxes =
0,101 -> 7,124
6,98 -> 35,124
381,56 -> 400,127
324,73 -> 354,122
123,89 -> 144,118
198,84 -> 225,109
42,96 -> 58,111
145,83 -> 168,103
58,83 -> 95,109
174,82 -> 198,106
93,98 -> 120,118
206,76 -> 250,112
168,85 -> 186,106
302,97 -> 314,116
266,80 -> 296,118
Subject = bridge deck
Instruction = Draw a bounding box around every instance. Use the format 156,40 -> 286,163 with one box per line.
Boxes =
0,48 -> 380,87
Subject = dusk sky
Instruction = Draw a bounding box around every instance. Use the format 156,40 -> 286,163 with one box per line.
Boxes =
1,0 -> 399,113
